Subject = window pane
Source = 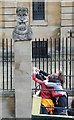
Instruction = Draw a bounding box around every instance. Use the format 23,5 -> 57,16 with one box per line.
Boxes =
32,0 -> 45,20
32,41 -> 48,58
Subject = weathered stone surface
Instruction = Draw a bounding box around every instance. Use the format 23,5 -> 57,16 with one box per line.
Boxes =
61,20 -> 73,26
5,14 -> 16,21
5,22 -> 16,28
61,14 -> 72,19
0,96 -> 2,119
61,1 -> 73,6
3,1 -> 17,7
61,7 -> 73,13
2,96 -> 15,118
14,41 -> 32,118
13,7 -> 32,41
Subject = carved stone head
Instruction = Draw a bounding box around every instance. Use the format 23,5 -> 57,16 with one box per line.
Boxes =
13,7 -> 32,41
16,7 -> 28,16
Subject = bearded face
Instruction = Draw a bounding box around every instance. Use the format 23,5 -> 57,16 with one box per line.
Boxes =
13,7 -> 32,41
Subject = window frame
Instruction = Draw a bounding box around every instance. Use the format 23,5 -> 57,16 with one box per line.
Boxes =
32,1 -> 45,20
30,0 -> 48,26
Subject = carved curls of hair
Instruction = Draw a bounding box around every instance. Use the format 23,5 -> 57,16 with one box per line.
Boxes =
16,7 -> 28,15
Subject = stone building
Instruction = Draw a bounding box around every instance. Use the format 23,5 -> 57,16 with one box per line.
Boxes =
0,0 -> 74,118
0,0 -> 74,52
0,0 -> 61,40
0,0 -> 74,39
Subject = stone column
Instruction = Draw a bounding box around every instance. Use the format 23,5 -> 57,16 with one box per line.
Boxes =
13,7 -> 32,118
14,40 -> 32,118
0,95 -> 2,119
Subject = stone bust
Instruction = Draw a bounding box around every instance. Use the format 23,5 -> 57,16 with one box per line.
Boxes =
13,7 -> 32,41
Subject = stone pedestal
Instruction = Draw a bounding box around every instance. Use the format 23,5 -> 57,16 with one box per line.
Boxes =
0,95 -> 2,119
14,40 -> 32,118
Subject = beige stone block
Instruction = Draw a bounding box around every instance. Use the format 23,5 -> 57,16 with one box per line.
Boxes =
61,2 -> 73,7
14,41 -> 32,62
2,96 -> 15,118
0,32 -> 3,46
3,1 -> 17,7
48,2 -> 61,26
0,1 -> 3,7
0,15 -> 3,21
4,8 -> 16,14
61,14 -> 72,19
0,14 -> 5,21
61,7 -> 73,13
73,15 -> 74,19
17,0 -> 29,2
61,20 -> 73,26
5,15 -> 16,21
4,31 -> 13,39
17,2 -> 29,8
0,8 -> 3,14
46,0 -> 60,2
5,22 -> 16,27
0,22 -> 3,27
31,26 -> 61,39
0,96 -> 2,118
7,96 -> 15,117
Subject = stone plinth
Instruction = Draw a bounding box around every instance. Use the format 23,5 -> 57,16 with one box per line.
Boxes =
14,40 -> 32,118
0,96 -> 2,119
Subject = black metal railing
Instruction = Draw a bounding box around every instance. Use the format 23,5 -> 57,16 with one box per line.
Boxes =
32,37 -> 73,90
1,35 -> 73,91
2,38 -> 14,90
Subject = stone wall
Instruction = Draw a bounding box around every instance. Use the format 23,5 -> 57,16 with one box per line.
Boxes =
61,1 -> 74,89
0,1 -> 17,39
1,95 -> 15,118
61,1 -> 74,38
0,0 -> 61,39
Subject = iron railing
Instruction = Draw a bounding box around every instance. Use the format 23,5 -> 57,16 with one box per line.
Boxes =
32,37 -> 73,90
2,38 -> 14,90
1,35 -> 74,91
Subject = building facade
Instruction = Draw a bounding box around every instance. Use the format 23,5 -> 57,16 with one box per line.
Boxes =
0,0 -> 61,40
0,0 -> 74,39
0,0 -> 74,118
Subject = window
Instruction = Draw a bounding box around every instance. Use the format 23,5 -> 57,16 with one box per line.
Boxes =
32,40 -> 48,58
32,0 -> 45,20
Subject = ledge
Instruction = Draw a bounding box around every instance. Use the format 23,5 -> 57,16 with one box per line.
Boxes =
0,89 -> 15,96
32,114 -> 74,120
